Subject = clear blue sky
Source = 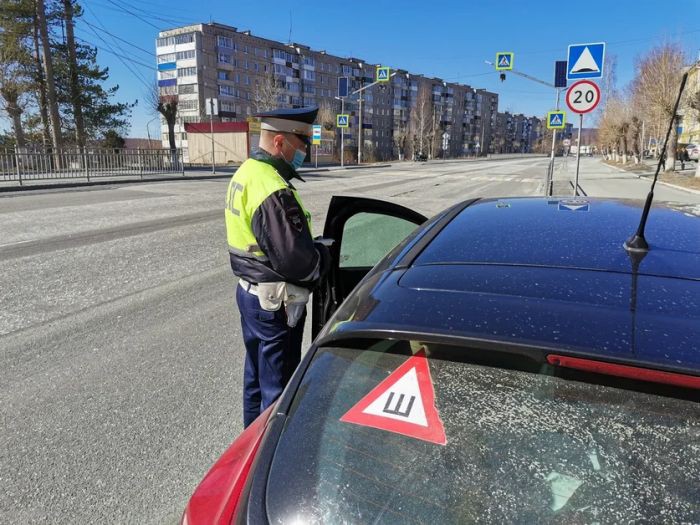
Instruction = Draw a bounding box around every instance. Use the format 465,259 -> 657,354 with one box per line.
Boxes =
17,0 -> 700,138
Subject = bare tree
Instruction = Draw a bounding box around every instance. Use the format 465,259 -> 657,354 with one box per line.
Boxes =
683,75 -> 700,177
148,84 -> 178,161
317,99 -> 337,159
392,119 -> 408,160
409,83 -> 431,158
631,43 -> 686,171
253,70 -> 283,112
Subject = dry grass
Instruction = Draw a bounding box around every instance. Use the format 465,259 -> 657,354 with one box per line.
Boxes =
658,171 -> 700,190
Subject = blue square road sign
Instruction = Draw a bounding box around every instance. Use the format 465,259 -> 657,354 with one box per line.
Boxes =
547,111 -> 566,129
567,42 -> 605,80
495,52 -> 513,71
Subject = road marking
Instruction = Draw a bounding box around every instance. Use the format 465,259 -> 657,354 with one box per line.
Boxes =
0,240 -> 33,248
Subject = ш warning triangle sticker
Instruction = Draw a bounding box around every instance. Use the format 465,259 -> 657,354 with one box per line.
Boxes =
340,349 -> 447,445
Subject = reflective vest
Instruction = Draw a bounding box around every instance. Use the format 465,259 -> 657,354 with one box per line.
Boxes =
225,158 -> 311,261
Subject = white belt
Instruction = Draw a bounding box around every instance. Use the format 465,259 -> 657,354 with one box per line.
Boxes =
238,278 -> 259,296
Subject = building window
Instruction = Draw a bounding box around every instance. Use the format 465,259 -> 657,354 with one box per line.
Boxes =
303,56 -> 315,67
218,70 -> 230,81
235,73 -> 240,83
178,84 -> 197,94
244,60 -> 249,70
176,50 -> 195,60
178,67 -> 197,77
303,70 -> 315,81
218,53 -> 232,64
243,45 -> 248,54
158,53 -> 176,63
158,70 -> 176,80
244,75 -> 250,85
217,36 -> 234,48
174,33 -> 194,45
178,99 -> 198,111
157,37 -> 171,47
254,63 -> 259,72
273,49 -> 286,60
219,85 -> 235,96
159,85 -> 176,95
303,85 -> 315,94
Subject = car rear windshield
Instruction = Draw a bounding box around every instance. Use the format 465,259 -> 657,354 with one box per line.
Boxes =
266,340 -> 700,524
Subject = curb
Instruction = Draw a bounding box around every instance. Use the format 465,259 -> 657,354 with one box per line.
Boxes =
656,179 -> 700,195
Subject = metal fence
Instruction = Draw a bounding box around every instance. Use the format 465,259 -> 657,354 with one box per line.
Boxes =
0,148 -> 185,184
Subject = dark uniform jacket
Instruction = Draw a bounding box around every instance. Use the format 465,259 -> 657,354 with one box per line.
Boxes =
227,149 -> 328,288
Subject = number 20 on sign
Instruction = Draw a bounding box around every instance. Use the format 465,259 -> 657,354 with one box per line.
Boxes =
566,80 -> 601,114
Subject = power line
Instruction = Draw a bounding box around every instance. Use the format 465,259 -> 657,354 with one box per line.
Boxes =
74,34 -> 155,70
90,0 -> 194,27
78,26 -> 153,91
101,0 -> 160,29
80,19 -> 155,58
83,3 -> 154,90
113,0 -> 195,26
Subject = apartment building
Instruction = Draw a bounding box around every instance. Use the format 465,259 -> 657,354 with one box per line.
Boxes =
493,112 -> 544,153
155,22 -> 500,160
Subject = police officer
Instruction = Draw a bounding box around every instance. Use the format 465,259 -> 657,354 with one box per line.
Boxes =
224,106 -> 329,427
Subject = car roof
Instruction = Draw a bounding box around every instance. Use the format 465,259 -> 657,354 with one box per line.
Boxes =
321,197 -> 700,374
414,197 -> 700,280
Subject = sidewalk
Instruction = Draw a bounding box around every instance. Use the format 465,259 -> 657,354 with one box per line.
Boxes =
551,156 -> 700,203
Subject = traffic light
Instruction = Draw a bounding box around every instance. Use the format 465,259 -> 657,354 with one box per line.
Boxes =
500,73 -> 506,82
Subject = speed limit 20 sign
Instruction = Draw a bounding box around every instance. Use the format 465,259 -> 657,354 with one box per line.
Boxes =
566,80 -> 601,114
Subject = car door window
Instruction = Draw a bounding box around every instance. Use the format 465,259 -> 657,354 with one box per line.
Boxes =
339,212 -> 418,268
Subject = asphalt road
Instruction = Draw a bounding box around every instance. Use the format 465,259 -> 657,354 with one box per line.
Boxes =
1,156 -> 697,524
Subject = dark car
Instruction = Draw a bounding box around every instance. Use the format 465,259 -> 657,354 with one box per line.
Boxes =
414,152 -> 428,161
182,196 -> 700,524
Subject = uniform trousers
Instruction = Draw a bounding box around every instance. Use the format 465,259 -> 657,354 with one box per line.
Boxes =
236,283 -> 305,427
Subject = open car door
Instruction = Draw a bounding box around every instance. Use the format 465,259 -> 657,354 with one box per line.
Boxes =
312,196 -> 427,338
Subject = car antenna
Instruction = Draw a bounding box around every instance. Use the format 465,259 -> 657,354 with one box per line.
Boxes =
624,71 -> 688,253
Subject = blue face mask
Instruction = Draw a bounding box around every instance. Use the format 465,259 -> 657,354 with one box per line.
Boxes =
284,138 -> 306,170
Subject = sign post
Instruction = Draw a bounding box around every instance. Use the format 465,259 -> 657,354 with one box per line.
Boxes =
205,97 -> 219,174
566,80 -> 601,195
312,124 -> 321,168
338,77 -> 348,167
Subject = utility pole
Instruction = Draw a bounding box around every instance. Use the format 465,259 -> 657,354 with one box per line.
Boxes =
548,89 -> 561,193
347,71 -> 399,164
358,90 -> 363,164
487,59 -> 559,194
340,97 -> 345,167
209,98 -> 216,174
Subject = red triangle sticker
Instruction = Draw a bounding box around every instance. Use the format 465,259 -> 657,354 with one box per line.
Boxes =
340,349 -> 447,445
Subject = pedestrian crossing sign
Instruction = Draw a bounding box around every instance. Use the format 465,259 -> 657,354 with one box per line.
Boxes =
495,52 -> 513,71
336,114 -> 349,128
376,66 -> 390,82
547,111 -> 566,129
